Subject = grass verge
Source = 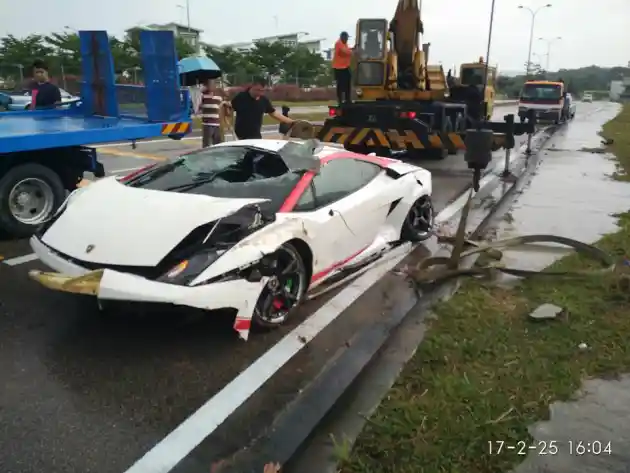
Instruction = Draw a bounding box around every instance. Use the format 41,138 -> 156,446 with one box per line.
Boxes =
341,103 -> 630,473
192,112 -> 329,130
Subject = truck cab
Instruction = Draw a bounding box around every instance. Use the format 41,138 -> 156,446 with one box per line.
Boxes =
458,58 -> 497,120
518,80 -> 567,124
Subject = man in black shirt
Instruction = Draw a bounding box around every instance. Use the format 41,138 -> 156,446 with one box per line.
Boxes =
30,59 -> 61,109
229,77 -> 294,139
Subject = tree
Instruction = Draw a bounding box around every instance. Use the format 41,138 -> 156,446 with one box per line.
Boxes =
282,45 -> 326,86
247,41 -> 293,80
44,32 -> 81,75
174,37 -> 195,59
0,34 -> 53,82
205,46 -> 260,84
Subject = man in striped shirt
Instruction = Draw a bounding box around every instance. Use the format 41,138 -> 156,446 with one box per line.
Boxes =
199,79 -> 224,147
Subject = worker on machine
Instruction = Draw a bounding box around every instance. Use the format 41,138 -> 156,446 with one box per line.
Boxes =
332,31 -> 353,105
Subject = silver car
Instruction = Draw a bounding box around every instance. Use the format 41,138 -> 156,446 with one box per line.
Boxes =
2,87 -> 79,111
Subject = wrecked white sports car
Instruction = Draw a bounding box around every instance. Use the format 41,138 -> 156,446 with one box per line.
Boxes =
29,139 -> 433,340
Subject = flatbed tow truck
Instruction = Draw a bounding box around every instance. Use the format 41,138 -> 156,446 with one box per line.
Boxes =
311,0 -> 535,159
0,30 -> 191,238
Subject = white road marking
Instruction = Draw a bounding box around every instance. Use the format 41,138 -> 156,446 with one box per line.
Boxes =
2,253 -> 38,266
120,137 -> 531,473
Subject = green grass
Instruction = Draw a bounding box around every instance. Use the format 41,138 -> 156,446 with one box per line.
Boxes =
341,103 -> 630,473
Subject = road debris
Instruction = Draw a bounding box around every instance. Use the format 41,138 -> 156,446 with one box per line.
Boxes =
528,303 -> 563,321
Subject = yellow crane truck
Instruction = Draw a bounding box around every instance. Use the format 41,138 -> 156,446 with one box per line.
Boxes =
313,0 -> 533,159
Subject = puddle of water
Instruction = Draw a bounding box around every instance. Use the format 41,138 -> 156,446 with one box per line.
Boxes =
511,375 -> 630,473
494,106 -> 630,277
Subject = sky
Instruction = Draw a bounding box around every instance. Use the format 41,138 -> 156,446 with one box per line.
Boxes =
1,0 -> 629,72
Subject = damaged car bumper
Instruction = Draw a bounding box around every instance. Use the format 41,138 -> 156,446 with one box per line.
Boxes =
29,236 -> 266,340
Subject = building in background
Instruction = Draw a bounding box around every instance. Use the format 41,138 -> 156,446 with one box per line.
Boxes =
610,77 -> 630,102
217,32 -> 325,56
125,23 -> 204,54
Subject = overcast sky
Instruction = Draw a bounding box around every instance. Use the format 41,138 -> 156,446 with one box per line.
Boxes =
2,0 -> 628,72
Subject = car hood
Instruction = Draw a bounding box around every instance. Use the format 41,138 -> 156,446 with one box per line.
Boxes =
41,177 -> 269,266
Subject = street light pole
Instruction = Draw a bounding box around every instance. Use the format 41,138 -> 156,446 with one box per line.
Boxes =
186,0 -> 191,31
538,36 -> 561,71
518,3 -> 552,76
482,0 -> 496,118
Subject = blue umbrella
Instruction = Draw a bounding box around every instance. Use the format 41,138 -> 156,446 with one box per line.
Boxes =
178,56 -> 222,85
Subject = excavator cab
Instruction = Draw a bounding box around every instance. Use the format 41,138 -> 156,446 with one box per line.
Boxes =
459,58 -> 497,119
354,19 -> 390,99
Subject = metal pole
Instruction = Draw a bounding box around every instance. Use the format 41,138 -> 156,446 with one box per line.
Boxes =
525,11 -> 535,76
61,63 -> 67,90
520,4 -> 552,76
481,0 -> 496,120
546,42 -> 551,70
186,0 -> 191,31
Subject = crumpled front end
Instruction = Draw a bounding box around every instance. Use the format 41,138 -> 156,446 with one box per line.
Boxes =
29,236 -> 267,341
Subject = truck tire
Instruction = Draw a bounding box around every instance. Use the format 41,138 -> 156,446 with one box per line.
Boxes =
0,163 -> 66,238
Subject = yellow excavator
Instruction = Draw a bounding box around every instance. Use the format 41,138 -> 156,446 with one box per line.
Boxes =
314,0 -> 532,158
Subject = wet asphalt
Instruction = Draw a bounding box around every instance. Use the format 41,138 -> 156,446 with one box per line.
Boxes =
0,104 -> 591,473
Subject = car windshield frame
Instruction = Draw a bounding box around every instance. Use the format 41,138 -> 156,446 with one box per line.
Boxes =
124,144 -> 311,213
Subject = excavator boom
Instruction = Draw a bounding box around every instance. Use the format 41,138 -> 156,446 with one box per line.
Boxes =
311,0 -> 533,159
391,0 -> 422,74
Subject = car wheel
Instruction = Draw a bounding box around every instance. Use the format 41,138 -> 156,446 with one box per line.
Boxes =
0,163 -> 66,238
401,195 -> 434,242
252,242 -> 308,329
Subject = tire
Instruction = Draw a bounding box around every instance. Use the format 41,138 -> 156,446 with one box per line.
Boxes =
0,163 -> 66,238
401,195 -> 435,242
252,242 -> 308,329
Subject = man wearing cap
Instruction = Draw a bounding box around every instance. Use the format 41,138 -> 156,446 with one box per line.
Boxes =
332,31 -> 353,105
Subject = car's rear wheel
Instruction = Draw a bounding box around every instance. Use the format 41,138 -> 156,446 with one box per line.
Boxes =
252,242 -> 308,328
401,195 -> 434,242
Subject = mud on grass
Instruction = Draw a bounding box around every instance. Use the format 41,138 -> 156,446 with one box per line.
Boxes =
341,105 -> 630,473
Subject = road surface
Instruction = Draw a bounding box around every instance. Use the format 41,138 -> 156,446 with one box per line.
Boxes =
0,103 -> 561,473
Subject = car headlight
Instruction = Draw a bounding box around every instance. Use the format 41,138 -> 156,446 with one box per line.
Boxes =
157,250 -> 225,286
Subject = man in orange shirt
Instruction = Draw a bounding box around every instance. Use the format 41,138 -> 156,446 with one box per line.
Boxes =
332,31 -> 352,105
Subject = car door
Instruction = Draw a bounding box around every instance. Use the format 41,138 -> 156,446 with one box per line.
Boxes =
292,180 -> 356,277
305,159 -> 403,262
313,159 -> 406,250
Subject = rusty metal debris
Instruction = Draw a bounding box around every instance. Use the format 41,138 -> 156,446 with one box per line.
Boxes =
405,190 -> 616,287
